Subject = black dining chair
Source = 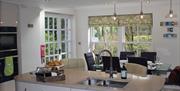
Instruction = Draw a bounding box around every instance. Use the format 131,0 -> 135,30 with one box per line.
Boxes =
128,56 -> 148,67
141,52 -> 157,63
84,52 -> 96,71
101,56 -> 121,72
120,51 -> 135,60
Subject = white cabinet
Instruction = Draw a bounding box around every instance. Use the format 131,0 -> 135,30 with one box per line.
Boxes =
41,85 -> 70,91
16,82 -> 43,91
16,81 -> 70,91
70,88 -> 94,91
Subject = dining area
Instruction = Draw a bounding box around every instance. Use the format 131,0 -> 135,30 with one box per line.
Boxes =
83,50 -> 178,89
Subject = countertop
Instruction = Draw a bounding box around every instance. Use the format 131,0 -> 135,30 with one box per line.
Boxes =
15,69 -> 165,91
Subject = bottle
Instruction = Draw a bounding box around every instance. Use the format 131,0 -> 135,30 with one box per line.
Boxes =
121,63 -> 127,79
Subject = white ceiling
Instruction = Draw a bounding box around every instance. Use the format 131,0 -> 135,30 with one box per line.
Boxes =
1,0 -> 165,9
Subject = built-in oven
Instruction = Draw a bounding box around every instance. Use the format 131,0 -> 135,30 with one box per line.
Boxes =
0,27 -> 17,51
0,27 -> 18,83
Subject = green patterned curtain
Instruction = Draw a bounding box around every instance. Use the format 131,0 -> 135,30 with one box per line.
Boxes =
89,13 -> 153,27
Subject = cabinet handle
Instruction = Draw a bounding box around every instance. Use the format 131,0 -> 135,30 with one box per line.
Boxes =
24,88 -> 27,91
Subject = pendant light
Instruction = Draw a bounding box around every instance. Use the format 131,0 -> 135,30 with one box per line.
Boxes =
168,0 -> 173,18
112,3 -> 117,20
140,0 -> 144,19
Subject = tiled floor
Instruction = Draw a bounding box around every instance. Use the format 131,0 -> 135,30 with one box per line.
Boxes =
0,80 -> 15,91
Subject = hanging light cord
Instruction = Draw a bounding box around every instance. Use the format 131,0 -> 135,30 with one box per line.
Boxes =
170,0 -> 172,11
141,0 -> 143,13
114,3 -> 117,16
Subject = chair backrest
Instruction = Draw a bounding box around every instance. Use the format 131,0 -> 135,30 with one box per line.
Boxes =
141,52 -> 157,63
167,66 -> 180,85
84,52 -> 95,71
128,56 -> 148,67
125,63 -> 147,77
101,56 -> 121,72
120,51 -> 135,60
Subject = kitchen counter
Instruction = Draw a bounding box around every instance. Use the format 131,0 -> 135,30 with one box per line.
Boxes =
15,69 -> 165,91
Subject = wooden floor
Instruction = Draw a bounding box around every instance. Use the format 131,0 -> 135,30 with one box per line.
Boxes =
0,80 -> 15,91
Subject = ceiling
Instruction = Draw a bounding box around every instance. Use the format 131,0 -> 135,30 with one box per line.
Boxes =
1,0 -> 164,9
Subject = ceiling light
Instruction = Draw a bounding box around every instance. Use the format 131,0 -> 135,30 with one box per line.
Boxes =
168,0 -> 173,18
112,3 -> 117,21
140,0 -> 144,19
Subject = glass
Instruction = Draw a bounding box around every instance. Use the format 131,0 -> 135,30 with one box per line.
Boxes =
45,17 -> 48,29
61,18 -> 65,29
54,43 -> 58,54
49,17 -> 53,29
50,43 -> 54,55
54,18 -> 57,29
45,44 -> 49,55
61,31 -> 65,41
45,31 -> 48,42
62,54 -> 66,59
61,42 -> 66,52
49,31 -> 53,42
125,26 -> 138,42
138,25 -> 152,42
54,31 -> 57,41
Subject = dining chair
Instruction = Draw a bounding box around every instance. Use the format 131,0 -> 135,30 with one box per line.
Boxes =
120,51 -> 135,60
101,56 -> 121,72
84,52 -> 96,71
125,63 -> 147,77
141,52 -> 157,63
128,56 -> 148,67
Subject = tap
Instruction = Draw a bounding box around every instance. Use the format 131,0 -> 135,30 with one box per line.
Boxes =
97,49 -> 113,78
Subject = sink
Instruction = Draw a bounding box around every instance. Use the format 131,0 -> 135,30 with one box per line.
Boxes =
78,78 -> 128,88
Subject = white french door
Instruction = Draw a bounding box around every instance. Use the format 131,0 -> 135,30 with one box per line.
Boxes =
45,13 -> 72,62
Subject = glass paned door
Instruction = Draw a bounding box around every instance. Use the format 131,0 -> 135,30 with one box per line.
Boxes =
45,14 -> 72,62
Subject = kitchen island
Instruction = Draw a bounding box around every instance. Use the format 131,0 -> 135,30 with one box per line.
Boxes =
15,69 -> 165,91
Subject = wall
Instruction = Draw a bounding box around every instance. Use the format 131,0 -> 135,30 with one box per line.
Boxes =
75,0 -> 180,68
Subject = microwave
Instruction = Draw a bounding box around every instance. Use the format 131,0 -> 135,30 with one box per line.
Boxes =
0,27 -> 17,51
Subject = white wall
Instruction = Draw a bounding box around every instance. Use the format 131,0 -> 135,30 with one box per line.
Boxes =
18,6 -> 42,73
75,0 -> 180,68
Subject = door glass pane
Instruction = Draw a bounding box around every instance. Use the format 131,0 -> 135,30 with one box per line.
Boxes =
62,54 -> 66,59
50,57 -> 53,61
61,18 -> 65,29
54,43 -> 58,54
61,31 -> 65,41
46,57 -> 49,62
45,31 -> 48,42
49,17 -> 53,29
61,42 -> 66,52
45,17 -> 48,29
46,44 -> 49,55
54,31 -> 57,41
54,18 -> 57,29
49,31 -> 53,42
50,43 -> 54,55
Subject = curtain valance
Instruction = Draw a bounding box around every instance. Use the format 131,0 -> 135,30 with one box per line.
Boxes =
89,13 -> 153,27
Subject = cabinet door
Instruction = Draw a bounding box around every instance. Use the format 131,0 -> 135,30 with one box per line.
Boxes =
41,85 -> 70,91
71,88 -> 94,91
16,82 -> 43,91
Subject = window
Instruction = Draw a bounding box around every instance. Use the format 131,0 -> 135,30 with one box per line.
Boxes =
89,14 -> 153,56
122,25 -> 152,55
90,26 -> 119,56
45,13 -> 72,62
